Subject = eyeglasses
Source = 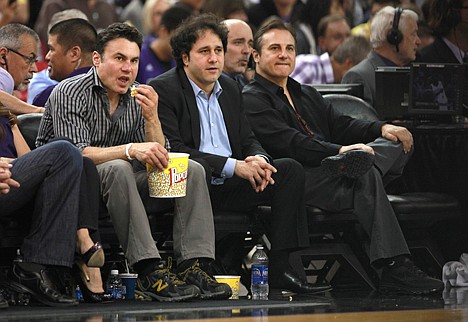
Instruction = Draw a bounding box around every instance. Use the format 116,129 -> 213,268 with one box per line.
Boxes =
7,48 -> 38,66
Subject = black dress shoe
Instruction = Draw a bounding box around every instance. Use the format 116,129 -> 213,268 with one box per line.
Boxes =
270,270 -> 332,294
7,262 -> 78,307
321,149 -> 375,179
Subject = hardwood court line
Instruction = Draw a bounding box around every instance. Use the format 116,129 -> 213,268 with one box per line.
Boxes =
168,308 -> 468,322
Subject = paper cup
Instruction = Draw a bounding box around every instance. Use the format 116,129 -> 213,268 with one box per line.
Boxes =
214,275 -> 241,299
119,273 -> 138,300
147,152 -> 189,198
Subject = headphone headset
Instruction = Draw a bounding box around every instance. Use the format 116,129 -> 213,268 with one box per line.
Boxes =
387,7 -> 404,52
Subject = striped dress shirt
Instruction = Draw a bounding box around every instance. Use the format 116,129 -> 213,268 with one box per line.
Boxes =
290,52 -> 334,85
36,67 -> 169,150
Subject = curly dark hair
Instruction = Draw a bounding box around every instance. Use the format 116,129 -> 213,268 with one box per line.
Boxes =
170,13 -> 228,68
95,22 -> 143,56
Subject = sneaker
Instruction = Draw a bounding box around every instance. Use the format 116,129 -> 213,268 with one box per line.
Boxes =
321,149 -> 375,179
136,259 -> 200,302
177,260 -> 232,300
379,258 -> 444,295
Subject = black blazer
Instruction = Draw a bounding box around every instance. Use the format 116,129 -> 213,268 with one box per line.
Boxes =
417,36 -> 460,64
149,67 -> 271,178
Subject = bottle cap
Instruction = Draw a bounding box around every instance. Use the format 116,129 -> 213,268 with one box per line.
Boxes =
110,269 -> 119,275
256,244 -> 264,249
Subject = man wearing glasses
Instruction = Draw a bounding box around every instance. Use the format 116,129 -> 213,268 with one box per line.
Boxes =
0,23 -> 44,114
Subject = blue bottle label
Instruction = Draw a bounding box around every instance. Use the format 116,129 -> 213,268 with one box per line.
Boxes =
251,264 -> 268,285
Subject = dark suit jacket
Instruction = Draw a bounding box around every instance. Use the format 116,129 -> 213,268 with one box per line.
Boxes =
149,67 -> 271,178
341,51 -> 387,107
417,36 -> 460,63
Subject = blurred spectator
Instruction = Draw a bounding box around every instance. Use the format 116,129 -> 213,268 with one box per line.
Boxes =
247,0 -> 315,54
32,18 -> 97,107
27,8 -> 88,104
120,0 -> 145,32
222,19 -> 254,87
202,0 -> 248,21
342,6 -> 420,106
317,15 -> 352,54
352,0 -> 396,39
142,0 -> 172,44
174,0 -> 205,14
0,0 -> 29,26
291,35 -> 371,84
296,0 -> 346,55
418,0 -> 468,63
137,5 -> 191,84
34,0 -> 117,44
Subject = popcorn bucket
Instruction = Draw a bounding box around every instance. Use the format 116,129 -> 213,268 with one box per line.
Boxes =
147,153 -> 189,198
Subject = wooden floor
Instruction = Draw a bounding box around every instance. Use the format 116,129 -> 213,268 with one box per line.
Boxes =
3,287 -> 468,321
174,309 -> 468,322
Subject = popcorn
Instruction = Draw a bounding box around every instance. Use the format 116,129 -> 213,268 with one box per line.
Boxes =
130,85 -> 137,97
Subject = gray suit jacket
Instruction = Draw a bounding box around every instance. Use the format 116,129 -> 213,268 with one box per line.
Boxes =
341,51 -> 386,107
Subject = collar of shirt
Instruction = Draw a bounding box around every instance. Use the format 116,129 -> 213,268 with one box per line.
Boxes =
254,73 -> 302,100
187,76 -> 223,99
442,37 -> 467,64
187,75 -> 236,184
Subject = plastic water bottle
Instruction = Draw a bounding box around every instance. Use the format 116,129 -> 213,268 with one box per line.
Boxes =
106,269 -> 126,299
75,285 -> 83,302
251,244 -> 269,300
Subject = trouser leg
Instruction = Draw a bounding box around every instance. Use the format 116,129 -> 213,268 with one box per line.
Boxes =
172,160 -> 215,264
78,157 -> 101,242
0,141 -> 81,267
97,160 -> 160,266
304,139 -> 411,264
211,158 -> 308,251
135,160 -> 215,264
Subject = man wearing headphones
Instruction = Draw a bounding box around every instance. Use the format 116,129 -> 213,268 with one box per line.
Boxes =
418,0 -> 468,64
341,6 -> 421,107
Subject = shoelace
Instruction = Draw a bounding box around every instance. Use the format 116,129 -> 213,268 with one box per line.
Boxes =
154,258 -> 185,286
182,260 -> 216,283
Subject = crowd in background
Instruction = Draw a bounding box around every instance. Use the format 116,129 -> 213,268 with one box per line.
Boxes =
0,0 -> 447,102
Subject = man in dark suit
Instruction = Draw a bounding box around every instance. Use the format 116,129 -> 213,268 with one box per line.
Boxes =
148,14 -> 332,295
418,0 -> 468,63
342,6 -> 421,107
242,17 -> 444,295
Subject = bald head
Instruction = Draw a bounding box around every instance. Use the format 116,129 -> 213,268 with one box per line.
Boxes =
223,19 -> 253,77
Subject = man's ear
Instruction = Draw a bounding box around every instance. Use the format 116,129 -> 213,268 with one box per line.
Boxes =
92,51 -> 100,67
182,53 -> 189,66
69,45 -> 82,62
252,49 -> 260,64
0,47 -> 8,64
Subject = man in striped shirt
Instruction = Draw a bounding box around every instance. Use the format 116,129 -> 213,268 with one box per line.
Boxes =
36,22 -> 232,302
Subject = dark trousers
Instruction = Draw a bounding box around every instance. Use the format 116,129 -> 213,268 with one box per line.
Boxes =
304,138 -> 411,264
0,141 -> 81,267
209,158 -> 309,252
79,157 -> 101,242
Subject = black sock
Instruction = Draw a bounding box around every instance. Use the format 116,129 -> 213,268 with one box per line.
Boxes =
133,258 -> 160,276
